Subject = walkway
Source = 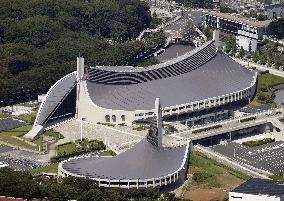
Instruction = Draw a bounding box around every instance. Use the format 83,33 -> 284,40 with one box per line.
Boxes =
234,58 -> 284,78
169,107 -> 284,141
270,118 -> 284,131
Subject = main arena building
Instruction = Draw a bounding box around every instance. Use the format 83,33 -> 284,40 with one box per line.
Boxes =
26,30 -> 257,137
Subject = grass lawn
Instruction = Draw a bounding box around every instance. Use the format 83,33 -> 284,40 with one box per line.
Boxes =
99,150 -> 116,156
182,151 -> 250,201
44,129 -> 64,141
0,113 -> 13,118
56,139 -> 105,159
56,142 -> 77,156
31,163 -> 58,174
132,125 -> 150,131
32,135 -> 44,148
269,174 -> 284,182
247,98 -> 262,108
252,73 -> 284,108
0,125 -> 38,150
16,112 -> 37,125
258,73 -> 284,89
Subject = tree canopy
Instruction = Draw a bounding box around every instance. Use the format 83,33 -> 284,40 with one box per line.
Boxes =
175,0 -> 213,8
0,168 -> 184,201
268,18 -> 284,39
0,0 -> 158,106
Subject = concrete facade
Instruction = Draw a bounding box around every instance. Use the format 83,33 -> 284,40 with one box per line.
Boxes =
76,75 -> 256,126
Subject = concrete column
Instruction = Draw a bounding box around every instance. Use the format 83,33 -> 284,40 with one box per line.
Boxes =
77,57 -> 84,82
213,29 -> 220,50
155,98 -> 163,147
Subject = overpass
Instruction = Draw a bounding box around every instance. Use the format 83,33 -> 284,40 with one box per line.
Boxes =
270,118 -> 284,131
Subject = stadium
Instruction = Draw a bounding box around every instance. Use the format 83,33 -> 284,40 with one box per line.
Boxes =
26,30 -> 257,138
24,29 -> 258,189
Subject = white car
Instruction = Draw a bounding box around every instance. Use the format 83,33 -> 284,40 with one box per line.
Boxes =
0,162 -> 8,168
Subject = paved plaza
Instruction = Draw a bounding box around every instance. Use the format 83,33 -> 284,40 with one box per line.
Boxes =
54,120 -> 147,151
212,141 -> 284,174
157,44 -> 195,62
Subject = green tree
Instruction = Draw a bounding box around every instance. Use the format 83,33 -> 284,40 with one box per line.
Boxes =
239,46 -> 245,59
204,27 -> 213,40
182,21 -> 196,42
0,0 -> 158,106
268,18 -> 284,39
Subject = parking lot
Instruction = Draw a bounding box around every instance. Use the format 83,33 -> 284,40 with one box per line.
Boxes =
212,141 -> 284,174
0,143 -> 43,171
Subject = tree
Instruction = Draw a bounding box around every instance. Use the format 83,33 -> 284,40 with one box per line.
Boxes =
223,35 -> 237,54
257,14 -> 266,21
249,41 -> 252,53
204,27 -> 213,40
220,5 -> 237,13
0,0 -> 157,106
239,46 -> 245,59
268,18 -> 284,39
182,21 -> 196,42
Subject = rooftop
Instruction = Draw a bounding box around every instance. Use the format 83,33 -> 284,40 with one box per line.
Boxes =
232,178 -> 284,197
61,139 -> 189,180
207,12 -> 272,27
86,52 -> 255,111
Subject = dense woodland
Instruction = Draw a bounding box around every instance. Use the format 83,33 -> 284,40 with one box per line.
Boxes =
0,0 -> 165,106
175,0 -> 213,8
0,168 -> 185,201
268,18 -> 284,39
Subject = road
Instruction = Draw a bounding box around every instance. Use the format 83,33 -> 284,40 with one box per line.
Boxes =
235,58 -> 284,78
165,10 -> 205,33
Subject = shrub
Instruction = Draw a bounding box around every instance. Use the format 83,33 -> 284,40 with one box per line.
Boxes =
192,125 -> 222,134
240,116 -> 256,123
132,125 -> 150,131
242,138 -> 275,147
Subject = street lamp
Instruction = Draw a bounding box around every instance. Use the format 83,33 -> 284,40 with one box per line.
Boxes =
80,118 -> 86,141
